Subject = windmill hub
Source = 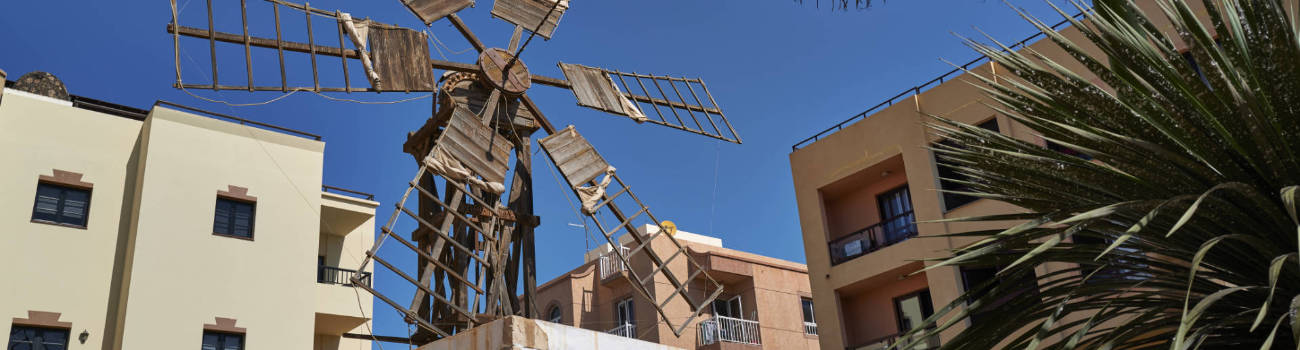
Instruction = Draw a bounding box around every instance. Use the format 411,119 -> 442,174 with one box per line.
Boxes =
477,48 -> 531,95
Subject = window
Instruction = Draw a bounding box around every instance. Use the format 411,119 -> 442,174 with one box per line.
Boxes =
8,325 -> 70,350
935,118 -> 1000,211
893,290 -> 934,333
960,265 -> 1040,325
201,331 -> 243,350
214,197 -> 255,239
31,182 -> 91,227
800,298 -> 818,335
615,298 -> 635,326
1073,234 -> 1146,282
1046,140 -> 1093,160
876,186 -> 917,245
547,305 -> 563,323
712,295 -> 743,319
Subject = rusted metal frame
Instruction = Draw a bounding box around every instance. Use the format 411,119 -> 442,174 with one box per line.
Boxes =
409,175 -> 440,325
335,15 -> 350,92
353,165 -> 424,274
623,230 -> 662,261
592,206 -> 648,240
351,280 -> 453,338
206,0 -> 218,90
625,74 -> 668,123
670,288 -> 725,336
171,25 -> 363,58
367,253 -> 477,318
600,174 -> 702,312
623,92 -> 723,116
646,75 -> 687,127
273,4 -> 286,92
305,3 -> 319,92
639,249 -> 683,286
618,173 -> 723,292
171,0 -> 182,87
408,180 -> 498,237
586,214 -> 676,331
396,207 -> 493,266
377,224 -> 483,294
619,71 -> 704,84
266,0 -> 336,17
698,80 -> 741,143
446,14 -> 486,53
177,83 -> 383,92
663,78 -> 706,131
587,186 -> 630,213
242,0 -> 253,91
411,176 -> 497,223
681,81 -> 723,136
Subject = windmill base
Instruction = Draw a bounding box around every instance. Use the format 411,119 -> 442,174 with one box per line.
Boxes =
415,316 -> 683,350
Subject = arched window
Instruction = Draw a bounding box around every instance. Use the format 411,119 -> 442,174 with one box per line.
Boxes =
547,305 -> 563,323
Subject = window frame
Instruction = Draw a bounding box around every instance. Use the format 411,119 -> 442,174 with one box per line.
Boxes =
547,305 -> 563,323
615,298 -> 635,326
959,265 -> 1041,326
892,289 -> 934,333
201,330 -> 245,350
8,324 -> 71,350
800,297 -> 816,324
933,117 -> 1001,212
30,182 -> 93,229
213,196 -> 256,240
711,295 -> 744,319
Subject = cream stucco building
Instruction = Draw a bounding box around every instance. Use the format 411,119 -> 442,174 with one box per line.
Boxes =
0,72 -> 377,350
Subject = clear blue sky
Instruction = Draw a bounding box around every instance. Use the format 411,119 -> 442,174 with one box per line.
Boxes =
1,0 -> 1078,342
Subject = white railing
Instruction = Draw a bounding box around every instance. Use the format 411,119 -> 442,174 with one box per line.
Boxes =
607,323 -> 636,338
698,315 -> 761,346
804,321 -> 818,335
598,246 -> 631,280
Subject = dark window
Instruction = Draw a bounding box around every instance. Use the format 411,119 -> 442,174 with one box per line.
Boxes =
31,183 -> 91,227
8,325 -> 70,350
935,118 -> 1000,211
1046,140 -> 1093,160
201,331 -> 244,350
894,290 -> 934,333
615,298 -> 635,326
800,298 -> 816,324
214,197 -> 255,239
876,186 -> 917,245
547,306 -> 562,323
1182,52 -> 1212,88
960,265 -> 1040,325
712,296 -> 743,319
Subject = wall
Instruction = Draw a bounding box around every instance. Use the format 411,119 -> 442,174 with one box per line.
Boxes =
0,91 -> 143,349
116,106 -> 325,349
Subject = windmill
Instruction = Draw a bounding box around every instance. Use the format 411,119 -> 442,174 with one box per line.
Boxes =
166,0 -> 742,343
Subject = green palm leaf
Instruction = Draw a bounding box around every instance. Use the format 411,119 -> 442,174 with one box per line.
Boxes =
897,0 -> 1300,348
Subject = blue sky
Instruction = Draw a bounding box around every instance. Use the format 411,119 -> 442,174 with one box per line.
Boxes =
2,0 -> 1079,342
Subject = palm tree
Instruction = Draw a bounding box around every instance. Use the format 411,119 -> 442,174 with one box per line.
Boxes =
897,0 -> 1300,348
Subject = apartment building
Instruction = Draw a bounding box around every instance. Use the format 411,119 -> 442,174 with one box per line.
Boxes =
0,71 -> 377,350
534,224 -> 819,349
787,3 -> 1216,350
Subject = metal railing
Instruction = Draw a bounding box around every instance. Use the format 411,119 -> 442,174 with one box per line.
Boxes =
318,265 -> 372,286
849,331 -> 941,350
598,246 -> 631,280
322,184 -> 375,201
828,211 -> 917,265
804,322 -> 819,336
698,315 -> 761,346
154,100 -> 323,141
607,323 -> 636,338
791,12 -> 1086,151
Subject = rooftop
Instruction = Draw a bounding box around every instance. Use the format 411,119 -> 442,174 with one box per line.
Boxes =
790,12 -> 1084,151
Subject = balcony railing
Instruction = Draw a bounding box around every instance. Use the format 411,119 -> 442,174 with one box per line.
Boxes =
698,315 -> 761,346
598,246 -> 631,280
804,321 -> 819,336
849,331 -> 940,350
318,265 -> 372,286
828,211 -> 917,265
607,323 -> 636,338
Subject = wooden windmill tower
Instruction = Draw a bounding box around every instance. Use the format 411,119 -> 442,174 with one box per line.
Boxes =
166,0 -> 742,343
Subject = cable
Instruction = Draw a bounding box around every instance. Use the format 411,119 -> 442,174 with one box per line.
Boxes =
428,29 -> 474,56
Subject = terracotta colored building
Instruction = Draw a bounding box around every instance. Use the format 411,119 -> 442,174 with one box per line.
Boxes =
0,72 -> 377,350
535,225 -> 820,349
788,3 -> 1221,350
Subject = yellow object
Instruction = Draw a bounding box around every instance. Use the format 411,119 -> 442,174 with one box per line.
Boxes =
660,221 -> 677,236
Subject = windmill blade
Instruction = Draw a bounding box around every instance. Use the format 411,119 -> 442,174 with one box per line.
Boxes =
492,0 -> 569,39
537,126 -> 726,337
557,63 -> 742,144
167,0 -> 434,93
399,0 -> 474,26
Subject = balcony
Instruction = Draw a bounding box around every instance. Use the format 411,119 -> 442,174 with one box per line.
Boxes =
598,246 -> 631,281
804,322 -> 818,336
318,265 -> 372,286
849,331 -> 940,350
828,211 -> 917,265
607,323 -> 636,338
698,316 -> 761,346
